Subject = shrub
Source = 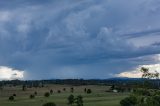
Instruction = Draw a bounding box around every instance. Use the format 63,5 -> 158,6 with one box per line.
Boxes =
70,87 -> 74,93
110,85 -> 115,90
146,95 -> 160,106
84,88 -> 87,93
44,92 -> 50,97
9,96 -> 14,101
30,94 -> 35,99
76,95 -> 83,106
13,94 -> 16,97
133,89 -> 150,96
50,89 -> 53,94
87,89 -> 92,94
22,85 -> 27,91
42,102 -> 56,106
57,90 -> 61,93
120,96 -> 137,106
153,95 -> 160,104
146,96 -> 154,106
68,94 -> 74,105
63,88 -> 66,91
34,91 -> 37,95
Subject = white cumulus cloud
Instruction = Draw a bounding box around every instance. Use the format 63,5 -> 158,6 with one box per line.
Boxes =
0,66 -> 24,80
116,64 -> 160,78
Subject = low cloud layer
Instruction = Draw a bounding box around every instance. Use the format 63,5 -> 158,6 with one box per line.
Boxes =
0,0 -> 160,79
0,66 -> 24,80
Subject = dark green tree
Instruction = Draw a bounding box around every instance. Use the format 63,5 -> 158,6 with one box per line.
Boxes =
50,89 -> 53,94
120,96 -> 137,106
87,89 -> 92,94
9,96 -> 14,101
22,85 -> 27,91
75,95 -> 83,106
84,88 -> 87,93
120,67 -> 160,106
63,88 -> 66,91
30,94 -> 35,99
44,92 -> 50,97
34,91 -> 37,95
13,94 -> 16,97
70,87 -> 74,93
57,90 -> 61,93
68,94 -> 74,105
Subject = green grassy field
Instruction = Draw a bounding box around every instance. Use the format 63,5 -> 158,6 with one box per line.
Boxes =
0,85 -> 129,106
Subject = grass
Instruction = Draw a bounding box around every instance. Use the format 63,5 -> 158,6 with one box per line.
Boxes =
0,85 -> 129,106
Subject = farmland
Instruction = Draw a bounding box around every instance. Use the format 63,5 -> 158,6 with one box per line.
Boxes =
0,84 -> 128,106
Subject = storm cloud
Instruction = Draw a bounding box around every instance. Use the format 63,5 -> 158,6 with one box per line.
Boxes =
0,0 -> 160,79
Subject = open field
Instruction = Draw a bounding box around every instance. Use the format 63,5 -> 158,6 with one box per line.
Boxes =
0,85 -> 129,106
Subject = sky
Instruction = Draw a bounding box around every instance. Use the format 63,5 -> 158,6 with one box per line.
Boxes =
0,0 -> 160,80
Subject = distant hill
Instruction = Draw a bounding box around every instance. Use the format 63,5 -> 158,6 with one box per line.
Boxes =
107,77 -> 141,80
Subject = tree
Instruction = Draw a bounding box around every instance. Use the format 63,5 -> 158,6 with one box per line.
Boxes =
110,85 -> 115,90
44,92 -> 50,97
120,66 -> 160,106
0,83 -> 3,91
87,89 -> 92,94
57,90 -> 61,93
140,67 -> 159,79
140,67 -> 149,79
140,67 -> 160,88
9,96 -> 14,101
42,102 -> 56,106
50,89 -> 53,94
70,87 -> 74,93
34,91 -> 37,95
22,85 -> 27,91
30,94 -> 35,99
84,88 -> 87,93
68,94 -> 74,105
120,96 -> 137,106
75,95 -> 83,106
13,94 -> 16,97
63,88 -> 66,91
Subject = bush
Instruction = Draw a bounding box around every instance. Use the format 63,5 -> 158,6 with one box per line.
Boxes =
134,89 -> 151,96
76,95 -> 83,106
87,89 -> 92,94
13,94 -> 16,96
84,88 -> 87,93
63,88 -> 66,91
30,94 -> 35,99
68,94 -> 74,105
146,95 -> 160,106
42,102 -> 56,106
120,96 -> 137,106
44,92 -> 50,97
57,90 -> 61,93
146,97 -> 152,105
153,95 -> 160,104
9,96 -> 14,101
70,87 -> 74,93
22,85 -> 27,91
34,91 -> 37,95
110,85 -> 115,90
50,89 -> 53,94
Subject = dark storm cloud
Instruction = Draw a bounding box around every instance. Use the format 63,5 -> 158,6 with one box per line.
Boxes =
0,0 -> 160,79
